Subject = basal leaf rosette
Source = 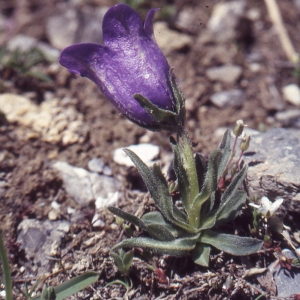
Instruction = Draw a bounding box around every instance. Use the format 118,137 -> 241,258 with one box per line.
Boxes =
59,4 -> 185,132
109,130 -> 263,267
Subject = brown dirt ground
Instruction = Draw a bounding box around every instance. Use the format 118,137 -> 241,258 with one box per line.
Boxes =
1,0 -> 300,299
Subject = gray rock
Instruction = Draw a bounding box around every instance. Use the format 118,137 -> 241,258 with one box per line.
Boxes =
46,6 -> 108,50
269,249 -> 300,297
207,0 -> 247,42
113,143 -> 160,167
53,161 -> 121,206
244,128 -> 300,207
88,157 -> 112,176
275,109 -> 300,127
210,89 -> 244,108
282,84 -> 300,106
17,219 -> 70,275
206,64 -> 242,84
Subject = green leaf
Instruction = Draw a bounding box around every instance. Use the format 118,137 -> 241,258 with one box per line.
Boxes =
107,206 -> 146,230
199,230 -> 263,256
217,129 -> 232,180
133,94 -> 180,132
215,190 -> 246,225
169,70 -> 185,122
152,163 -> 188,224
195,153 -> 207,190
170,136 -> 190,214
0,231 -> 13,300
111,235 -> 199,257
220,165 -> 248,205
123,149 -> 161,208
31,272 -> 99,300
142,211 -> 187,238
190,150 -> 222,227
191,243 -> 211,267
146,224 -> 175,241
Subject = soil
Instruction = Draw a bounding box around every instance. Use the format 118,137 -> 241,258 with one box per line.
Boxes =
1,0 -> 300,299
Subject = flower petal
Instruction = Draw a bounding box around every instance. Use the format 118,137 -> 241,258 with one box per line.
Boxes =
102,4 -> 143,49
248,203 -> 260,209
260,196 -> 271,210
144,8 -> 160,38
270,198 -> 283,213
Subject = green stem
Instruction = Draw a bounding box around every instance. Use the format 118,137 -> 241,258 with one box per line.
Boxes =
0,231 -> 13,300
177,128 -> 199,224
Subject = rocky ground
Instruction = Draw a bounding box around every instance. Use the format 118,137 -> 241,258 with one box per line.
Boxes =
1,0 -> 300,299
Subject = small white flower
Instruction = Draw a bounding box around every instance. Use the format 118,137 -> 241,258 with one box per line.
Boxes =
249,196 -> 283,218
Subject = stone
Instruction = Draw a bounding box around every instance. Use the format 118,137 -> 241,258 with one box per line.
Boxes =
113,143 -> 160,167
95,191 -> 120,209
17,219 -> 70,275
53,161 -> 121,207
154,22 -> 192,55
88,157 -> 112,176
210,89 -> 244,108
206,0 -> 247,42
275,109 -> 300,127
0,93 -> 88,145
269,249 -> 300,297
46,6 -> 108,50
206,65 -> 242,84
244,128 -> 300,206
282,84 -> 300,106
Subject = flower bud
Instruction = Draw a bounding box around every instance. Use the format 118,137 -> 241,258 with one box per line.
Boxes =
233,120 -> 246,137
240,134 -> 251,151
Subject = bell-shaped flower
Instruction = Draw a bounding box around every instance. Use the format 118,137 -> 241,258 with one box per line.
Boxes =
59,4 -> 185,131
249,196 -> 283,218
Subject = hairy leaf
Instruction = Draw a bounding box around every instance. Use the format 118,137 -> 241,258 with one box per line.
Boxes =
111,235 -> 199,256
146,224 -> 175,241
217,129 -> 232,180
108,206 -> 146,230
199,230 -> 263,256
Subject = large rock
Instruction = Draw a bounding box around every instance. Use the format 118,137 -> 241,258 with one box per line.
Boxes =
244,128 -> 300,211
53,161 -> 121,207
17,219 -> 70,275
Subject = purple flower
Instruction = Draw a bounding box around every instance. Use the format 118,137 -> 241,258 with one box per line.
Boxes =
59,4 -> 185,131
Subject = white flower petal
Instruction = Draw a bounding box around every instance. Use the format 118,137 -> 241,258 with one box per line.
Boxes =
261,196 -> 271,210
270,198 -> 283,213
249,203 -> 261,209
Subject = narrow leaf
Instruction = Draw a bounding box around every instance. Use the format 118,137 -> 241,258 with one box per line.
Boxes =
190,150 -> 222,227
0,231 -> 13,300
111,235 -> 199,257
146,224 -> 175,241
217,129 -> 232,180
215,190 -> 246,225
31,272 -> 99,300
124,149 -> 162,209
108,206 -> 146,230
199,230 -> 263,256
142,211 -> 187,238
170,137 -> 190,214
220,165 -> 247,205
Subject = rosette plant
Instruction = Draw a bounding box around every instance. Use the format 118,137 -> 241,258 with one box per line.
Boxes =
59,4 -> 262,267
